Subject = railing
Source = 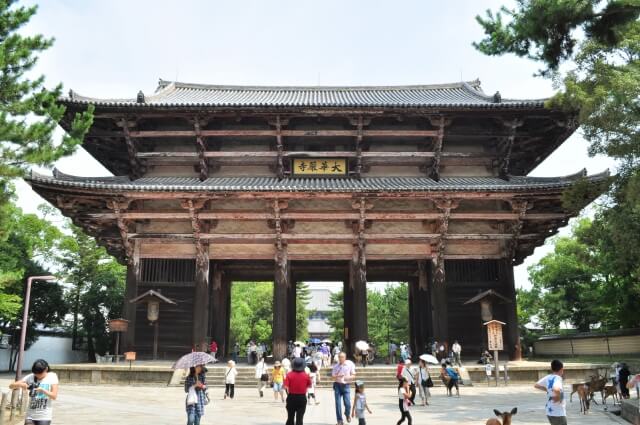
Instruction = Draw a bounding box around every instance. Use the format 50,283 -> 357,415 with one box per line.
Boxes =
0,389 -> 28,425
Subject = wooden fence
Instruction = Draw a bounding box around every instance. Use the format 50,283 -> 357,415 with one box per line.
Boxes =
534,329 -> 640,356
0,389 -> 27,425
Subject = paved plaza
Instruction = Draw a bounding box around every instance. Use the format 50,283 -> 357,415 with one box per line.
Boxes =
0,376 -> 630,425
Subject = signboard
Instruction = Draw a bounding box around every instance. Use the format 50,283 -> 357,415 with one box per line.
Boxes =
485,320 -> 504,351
292,158 -> 347,176
124,351 -> 136,361
108,319 -> 129,333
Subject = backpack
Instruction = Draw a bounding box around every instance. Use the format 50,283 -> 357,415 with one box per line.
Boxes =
446,367 -> 459,381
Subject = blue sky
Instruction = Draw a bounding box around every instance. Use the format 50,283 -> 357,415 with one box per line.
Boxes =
15,0 -> 615,290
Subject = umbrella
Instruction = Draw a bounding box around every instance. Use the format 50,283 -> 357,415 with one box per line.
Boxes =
419,353 -> 439,365
322,338 -> 332,343
172,352 -> 215,370
294,341 -> 306,347
355,340 -> 369,351
309,338 -> 321,344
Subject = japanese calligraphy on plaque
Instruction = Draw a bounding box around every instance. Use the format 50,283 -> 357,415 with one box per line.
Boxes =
485,320 -> 505,351
292,158 -> 347,176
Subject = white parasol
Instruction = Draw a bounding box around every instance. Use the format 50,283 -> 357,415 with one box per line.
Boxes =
419,353 -> 439,364
294,340 -> 306,347
355,340 -> 369,351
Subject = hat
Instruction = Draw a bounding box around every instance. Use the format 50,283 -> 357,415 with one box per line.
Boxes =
274,361 -> 282,367
404,359 -> 412,365
355,380 -> 365,387
292,357 -> 305,372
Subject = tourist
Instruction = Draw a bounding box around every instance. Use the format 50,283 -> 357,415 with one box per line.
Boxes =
9,359 -> 58,425
307,362 -> 320,405
249,340 -> 258,365
395,359 -> 404,383
452,340 -> 462,366
441,362 -> 460,397
481,349 -> 493,365
417,359 -> 431,406
397,377 -> 413,425
284,357 -> 312,425
627,372 -> 640,398
389,341 -> 398,364
401,359 -> 417,403
534,359 -> 567,425
437,342 -> 447,362
332,343 -> 341,363
282,357 -> 292,374
294,343 -> 303,358
320,343 -> 330,367
400,343 -> 408,362
332,352 -> 357,425
255,354 -> 269,398
351,380 -> 372,425
209,340 -> 218,362
272,360 -> 286,402
431,340 -> 438,358
232,342 -> 240,363
224,360 -> 237,399
619,362 -> 632,399
183,364 -> 207,425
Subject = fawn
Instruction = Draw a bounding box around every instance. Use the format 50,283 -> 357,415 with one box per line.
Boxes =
603,384 -> 619,405
576,383 -> 591,414
486,407 -> 517,425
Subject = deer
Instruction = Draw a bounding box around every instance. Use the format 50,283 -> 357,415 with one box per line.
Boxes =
589,375 -> 607,404
486,407 -> 517,425
576,383 -> 591,414
603,384 -> 619,405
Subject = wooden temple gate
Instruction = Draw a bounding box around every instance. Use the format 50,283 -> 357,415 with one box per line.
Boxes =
27,79 -> 608,361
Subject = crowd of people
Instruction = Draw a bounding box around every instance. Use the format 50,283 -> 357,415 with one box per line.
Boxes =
9,348 -> 638,425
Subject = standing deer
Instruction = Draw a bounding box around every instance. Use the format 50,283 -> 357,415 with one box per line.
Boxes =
576,384 -> 591,414
603,385 -> 619,405
486,407 -> 517,425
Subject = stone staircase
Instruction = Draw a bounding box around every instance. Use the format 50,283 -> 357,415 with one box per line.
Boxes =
177,365 -> 453,388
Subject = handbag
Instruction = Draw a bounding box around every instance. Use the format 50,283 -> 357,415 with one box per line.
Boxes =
186,386 -> 197,405
260,373 -> 269,382
426,376 -> 434,388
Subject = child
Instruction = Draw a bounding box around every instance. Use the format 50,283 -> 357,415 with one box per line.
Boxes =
351,380 -> 372,425
224,360 -> 238,399
307,363 -> 320,405
272,361 -> 286,402
397,377 -> 412,425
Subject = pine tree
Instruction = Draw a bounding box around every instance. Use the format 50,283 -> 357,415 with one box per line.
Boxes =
0,0 -> 93,182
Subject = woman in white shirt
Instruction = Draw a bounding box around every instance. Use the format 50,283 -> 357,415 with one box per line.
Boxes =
255,354 -> 269,398
416,359 -> 431,406
224,360 -> 238,399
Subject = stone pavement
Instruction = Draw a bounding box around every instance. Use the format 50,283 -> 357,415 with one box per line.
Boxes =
0,377 -> 629,424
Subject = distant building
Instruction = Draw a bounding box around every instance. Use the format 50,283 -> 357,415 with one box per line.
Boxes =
307,288 -> 333,339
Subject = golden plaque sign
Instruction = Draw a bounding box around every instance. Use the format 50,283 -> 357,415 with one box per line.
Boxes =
292,158 -> 347,176
485,320 -> 505,351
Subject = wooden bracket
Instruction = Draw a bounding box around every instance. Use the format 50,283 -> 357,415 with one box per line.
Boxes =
507,199 -> 532,261
427,116 -> 452,181
498,119 -> 524,179
193,116 -> 209,181
119,118 -> 145,180
432,198 -> 459,284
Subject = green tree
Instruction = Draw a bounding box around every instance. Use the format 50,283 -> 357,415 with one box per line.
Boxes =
57,226 -> 125,362
0,192 -> 69,369
229,282 -> 274,347
475,0 -> 640,332
326,290 -> 344,344
0,0 -> 93,181
367,284 -> 409,357
296,281 -> 312,341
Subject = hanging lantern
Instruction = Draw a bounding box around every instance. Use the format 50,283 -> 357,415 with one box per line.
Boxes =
147,300 -> 160,322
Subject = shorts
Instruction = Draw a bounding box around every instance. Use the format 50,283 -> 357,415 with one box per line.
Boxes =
273,382 -> 284,392
547,416 -> 567,425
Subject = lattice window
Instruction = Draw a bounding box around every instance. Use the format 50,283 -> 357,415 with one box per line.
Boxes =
140,259 -> 196,284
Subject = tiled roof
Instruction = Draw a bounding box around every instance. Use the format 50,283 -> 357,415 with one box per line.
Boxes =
61,79 -> 546,109
27,169 -> 609,193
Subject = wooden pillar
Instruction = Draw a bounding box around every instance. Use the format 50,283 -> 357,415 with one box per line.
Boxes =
211,272 -> 230,360
501,259 -> 522,360
272,250 -> 290,361
418,260 -> 433,347
224,282 -> 231,358
430,260 -> 448,344
122,250 -> 139,351
287,281 -> 297,343
192,249 -> 210,352
349,260 -> 368,355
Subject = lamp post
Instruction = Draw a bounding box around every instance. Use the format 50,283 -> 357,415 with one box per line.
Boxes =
15,275 -> 56,381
